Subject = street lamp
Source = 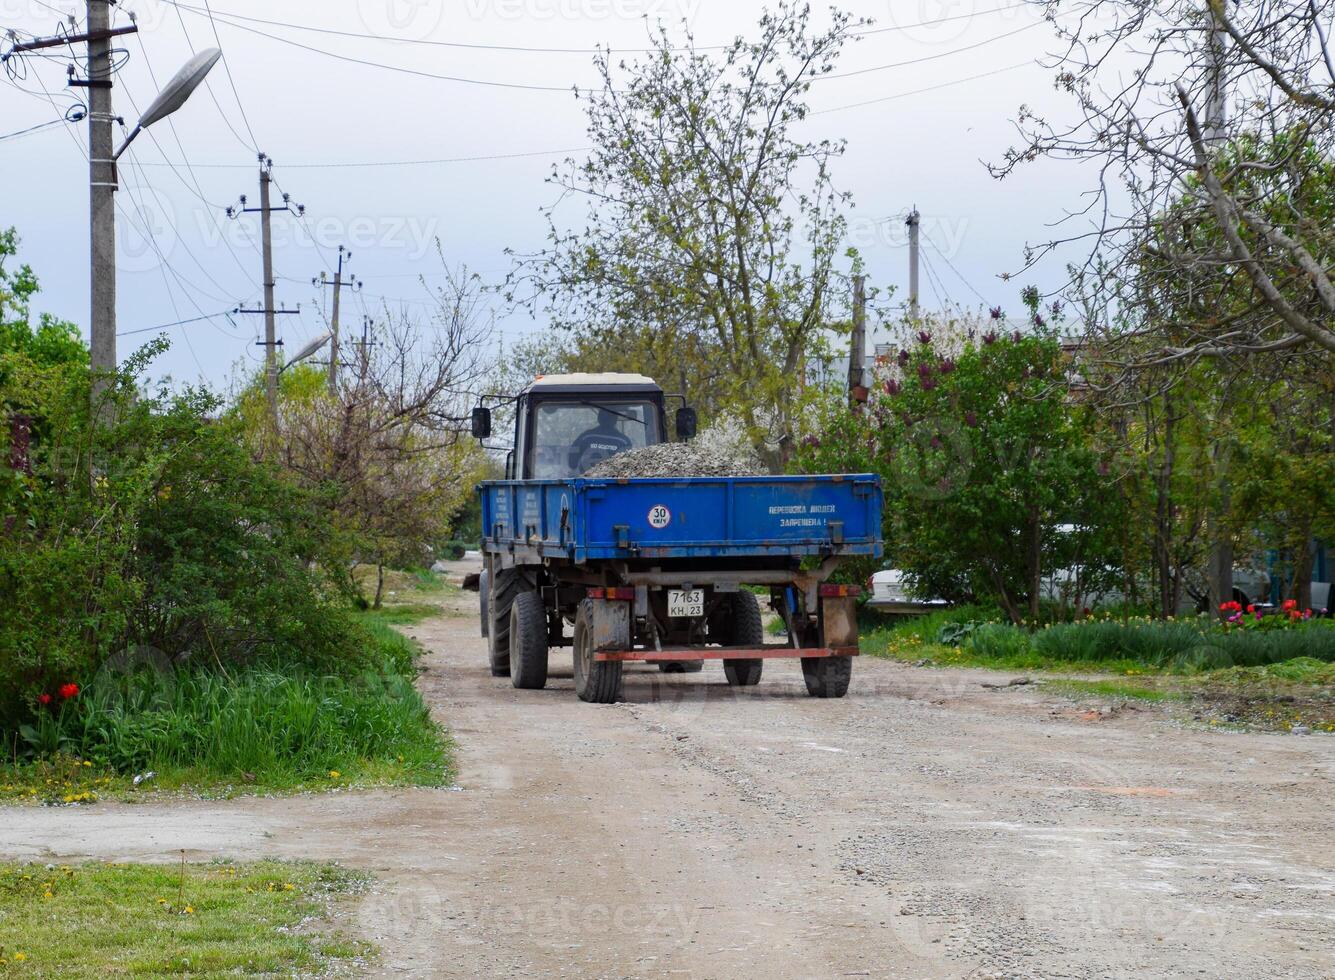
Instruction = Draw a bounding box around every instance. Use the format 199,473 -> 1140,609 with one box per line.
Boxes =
113,48 -> 222,160
90,45 -> 221,391
280,333 -> 332,374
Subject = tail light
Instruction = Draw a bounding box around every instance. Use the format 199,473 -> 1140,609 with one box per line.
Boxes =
588,587 -> 635,601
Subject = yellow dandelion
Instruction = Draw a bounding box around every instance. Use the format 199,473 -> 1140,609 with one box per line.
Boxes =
283,883 -> 295,891
182,906 -> 194,915
328,770 -> 341,779
14,952 -> 26,962
82,761 -> 92,767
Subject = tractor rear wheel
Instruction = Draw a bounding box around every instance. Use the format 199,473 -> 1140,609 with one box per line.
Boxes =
487,568 -> 520,677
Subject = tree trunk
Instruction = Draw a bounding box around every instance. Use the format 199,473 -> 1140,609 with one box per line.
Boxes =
1294,530 -> 1315,610
1154,394 -> 1178,618
988,564 -> 1024,625
1207,440 -> 1234,619
1027,508 -> 1043,622
373,562 -> 386,610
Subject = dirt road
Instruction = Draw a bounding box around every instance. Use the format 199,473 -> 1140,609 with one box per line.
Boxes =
4,607 -> 1333,978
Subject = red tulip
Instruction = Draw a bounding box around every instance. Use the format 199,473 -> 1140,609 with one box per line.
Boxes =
59,683 -> 80,700
38,693 -> 52,705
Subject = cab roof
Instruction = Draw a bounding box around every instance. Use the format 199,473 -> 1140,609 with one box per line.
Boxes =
527,372 -> 661,391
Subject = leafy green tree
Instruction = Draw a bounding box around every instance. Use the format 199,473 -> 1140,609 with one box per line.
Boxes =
510,3 -> 859,468
797,304 -> 1123,623
0,228 -> 85,369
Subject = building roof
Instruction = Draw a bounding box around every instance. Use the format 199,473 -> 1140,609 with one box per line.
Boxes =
527,372 -> 660,389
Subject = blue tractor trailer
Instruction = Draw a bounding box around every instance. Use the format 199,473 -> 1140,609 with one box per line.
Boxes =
470,373 -> 883,703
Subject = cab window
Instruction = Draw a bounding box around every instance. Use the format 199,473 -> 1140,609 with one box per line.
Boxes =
529,401 -> 659,479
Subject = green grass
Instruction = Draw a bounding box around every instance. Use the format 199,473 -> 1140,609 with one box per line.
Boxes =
1043,678 -> 1183,703
0,860 -> 370,977
2,618 -> 452,804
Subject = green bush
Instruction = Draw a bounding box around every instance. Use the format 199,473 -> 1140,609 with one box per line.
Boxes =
1,341 -> 365,734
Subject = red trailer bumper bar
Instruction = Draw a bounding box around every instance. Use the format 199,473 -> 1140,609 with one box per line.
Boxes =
593,646 -> 859,663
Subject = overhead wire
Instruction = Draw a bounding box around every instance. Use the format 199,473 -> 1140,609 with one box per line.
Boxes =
922,232 -> 990,306
0,115 -> 74,141
134,146 -> 594,169
166,1 -> 1024,54
811,60 -> 1034,115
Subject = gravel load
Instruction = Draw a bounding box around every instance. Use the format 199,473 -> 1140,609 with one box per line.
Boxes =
585,438 -> 765,479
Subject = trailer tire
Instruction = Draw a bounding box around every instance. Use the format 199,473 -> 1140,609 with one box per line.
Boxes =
722,591 -> 764,687
508,590 -> 549,689
660,661 -> 705,673
802,655 -> 852,698
486,568 -> 521,677
573,599 -> 623,703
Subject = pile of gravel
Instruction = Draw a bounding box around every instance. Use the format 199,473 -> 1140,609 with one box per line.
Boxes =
585,440 -> 765,479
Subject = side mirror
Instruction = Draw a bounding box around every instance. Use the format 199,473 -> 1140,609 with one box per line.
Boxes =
675,406 -> 698,442
471,406 -> 492,440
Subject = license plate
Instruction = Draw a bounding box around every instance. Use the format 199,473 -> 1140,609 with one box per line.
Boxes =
668,589 -> 705,618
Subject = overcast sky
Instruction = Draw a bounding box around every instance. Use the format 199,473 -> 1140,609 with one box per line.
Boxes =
2,0 -> 1096,388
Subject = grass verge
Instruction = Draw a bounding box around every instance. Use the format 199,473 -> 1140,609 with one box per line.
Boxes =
2,613 -> 452,804
861,607 -> 1334,732
0,860 -> 370,977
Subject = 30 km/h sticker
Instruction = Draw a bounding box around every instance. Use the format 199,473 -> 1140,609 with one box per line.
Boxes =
647,504 -> 672,529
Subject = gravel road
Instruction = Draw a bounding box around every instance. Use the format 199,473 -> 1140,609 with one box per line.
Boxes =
3,606 -> 1332,979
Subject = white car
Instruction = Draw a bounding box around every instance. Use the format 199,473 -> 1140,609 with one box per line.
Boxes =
868,569 -> 950,615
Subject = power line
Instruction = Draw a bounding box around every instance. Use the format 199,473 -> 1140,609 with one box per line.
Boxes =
0,115 -> 74,141
117,308 -> 241,336
169,6 -> 603,92
157,0 -> 256,153
815,21 -> 1043,82
167,0 -> 1024,55
811,60 -> 1034,115
133,145 -> 592,170
171,1 -> 1035,96
923,233 -> 990,306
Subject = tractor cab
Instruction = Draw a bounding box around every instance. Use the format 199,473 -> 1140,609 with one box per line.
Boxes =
471,373 -> 696,480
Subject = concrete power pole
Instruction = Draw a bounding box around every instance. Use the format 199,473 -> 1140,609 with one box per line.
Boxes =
258,160 -> 278,417
906,208 -> 921,322
848,274 -> 867,410
231,155 -> 303,424
87,0 -> 117,383
315,246 -> 360,396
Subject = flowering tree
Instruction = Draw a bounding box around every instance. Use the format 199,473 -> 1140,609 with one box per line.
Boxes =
509,3 -> 860,468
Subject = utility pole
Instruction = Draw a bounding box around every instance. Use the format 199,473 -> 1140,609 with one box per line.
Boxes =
4,7 -> 215,411
314,246 -> 361,396
87,0 -> 118,383
1203,0 -> 1232,144
229,154 -> 303,423
906,208 -> 921,322
1204,2 -> 1234,616
848,274 -> 867,410
351,315 -> 379,376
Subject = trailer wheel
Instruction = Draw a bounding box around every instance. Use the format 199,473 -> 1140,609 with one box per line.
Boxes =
487,568 -> 520,677
573,599 -> 623,703
802,655 -> 852,698
509,590 -> 549,689
722,591 -> 764,687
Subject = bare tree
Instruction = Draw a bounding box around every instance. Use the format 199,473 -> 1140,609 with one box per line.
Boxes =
995,0 -> 1335,362
278,265 -> 492,605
